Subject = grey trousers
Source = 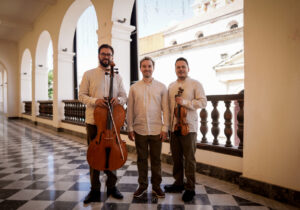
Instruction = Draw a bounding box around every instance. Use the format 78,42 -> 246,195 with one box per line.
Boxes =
86,124 -> 117,191
135,132 -> 162,189
170,132 -> 197,191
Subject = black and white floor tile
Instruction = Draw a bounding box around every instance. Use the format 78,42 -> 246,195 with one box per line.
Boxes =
0,118 -> 288,209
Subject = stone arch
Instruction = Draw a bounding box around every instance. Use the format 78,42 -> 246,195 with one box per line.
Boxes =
56,0 -> 97,123
0,62 -> 8,114
35,30 -> 53,102
20,49 -> 32,113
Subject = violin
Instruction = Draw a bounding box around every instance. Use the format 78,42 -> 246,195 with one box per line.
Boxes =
87,61 -> 127,171
174,87 -> 189,136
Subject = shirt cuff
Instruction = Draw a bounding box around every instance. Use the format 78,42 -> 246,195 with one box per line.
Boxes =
127,126 -> 134,132
161,125 -> 169,133
92,98 -> 98,105
182,99 -> 188,106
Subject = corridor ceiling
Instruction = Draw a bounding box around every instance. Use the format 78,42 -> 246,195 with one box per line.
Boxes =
0,0 -> 56,42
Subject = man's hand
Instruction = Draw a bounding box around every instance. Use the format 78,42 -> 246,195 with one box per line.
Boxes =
160,131 -> 168,142
175,96 -> 184,105
128,131 -> 135,141
95,99 -> 107,107
110,97 -> 119,106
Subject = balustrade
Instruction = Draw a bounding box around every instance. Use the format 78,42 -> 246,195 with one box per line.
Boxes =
37,100 -> 53,119
23,101 -> 32,115
199,93 -> 244,156
62,100 -> 86,125
61,93 -> 244,156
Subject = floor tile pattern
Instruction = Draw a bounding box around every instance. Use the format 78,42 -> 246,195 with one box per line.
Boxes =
0,119 -> 271,209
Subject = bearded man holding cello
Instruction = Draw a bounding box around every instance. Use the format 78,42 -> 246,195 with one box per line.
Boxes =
165,57 -> 207,202
79,44 -> 127,204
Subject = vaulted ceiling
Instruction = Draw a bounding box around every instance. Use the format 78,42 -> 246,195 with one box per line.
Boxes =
0,0 -> 56,42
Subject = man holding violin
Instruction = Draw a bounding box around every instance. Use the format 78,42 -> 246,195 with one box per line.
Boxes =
127,56 -> 169,198
165,57 -> 207,202
79,44 -> 127,204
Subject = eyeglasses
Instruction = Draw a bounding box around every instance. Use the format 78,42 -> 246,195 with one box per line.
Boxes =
100,53 -> 113,57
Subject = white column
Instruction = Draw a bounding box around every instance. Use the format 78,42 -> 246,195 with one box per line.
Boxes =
54,51 -> 75,127
111,21 -> 135,94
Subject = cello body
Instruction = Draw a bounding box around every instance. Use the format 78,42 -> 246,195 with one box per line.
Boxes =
87,61 -> 128,171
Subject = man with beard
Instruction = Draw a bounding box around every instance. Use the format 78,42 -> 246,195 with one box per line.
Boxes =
127,57 -> 169,198
79,44 -> 127,204
164,57 -> 207,202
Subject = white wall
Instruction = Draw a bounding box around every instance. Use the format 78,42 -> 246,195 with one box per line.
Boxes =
0,40 -> 19,117
244,0 -> 300,191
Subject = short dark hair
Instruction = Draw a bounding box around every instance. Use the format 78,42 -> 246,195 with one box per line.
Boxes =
140,56 -> 155,68
175,57 -> 189,67
98,44 -> 114,55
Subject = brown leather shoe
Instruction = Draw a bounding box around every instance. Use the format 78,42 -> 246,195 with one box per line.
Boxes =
152,187 -> 165,198
134,186 -> 147,198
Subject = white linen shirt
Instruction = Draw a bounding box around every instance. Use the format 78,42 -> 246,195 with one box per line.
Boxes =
127,79 -> 169,135
78,67 -> 127,125
168,77 -> 207,132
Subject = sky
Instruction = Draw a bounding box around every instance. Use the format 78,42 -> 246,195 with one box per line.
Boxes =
137,0 -> 195,37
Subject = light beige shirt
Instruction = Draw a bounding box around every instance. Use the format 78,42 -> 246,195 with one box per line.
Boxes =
127,79 -> 169,135
79,67 -> 127,125
168,77 -> 207,132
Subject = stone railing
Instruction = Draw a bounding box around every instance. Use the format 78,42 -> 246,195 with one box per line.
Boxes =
62,100 -> 86,125
23,101 -> 32,115
37,100 -> 53,119
198,93 -> 244,156
62,93 -> 244,156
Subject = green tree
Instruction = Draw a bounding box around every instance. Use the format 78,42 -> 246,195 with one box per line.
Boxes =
48,69 -> 53,99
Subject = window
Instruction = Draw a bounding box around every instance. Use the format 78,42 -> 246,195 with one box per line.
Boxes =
227,20 -> 238,30
196,31 -> 204,38
171,40 -> 177,45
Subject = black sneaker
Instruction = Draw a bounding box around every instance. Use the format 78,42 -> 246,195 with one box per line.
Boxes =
107,187 -> 123,199
164,184 -> 184,193
182,190 -> 195,202
83,190 -> 100,204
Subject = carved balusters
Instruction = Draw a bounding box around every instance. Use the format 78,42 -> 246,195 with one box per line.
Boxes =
38,100 -> 53,118
211,100 -> 220,145
24,101 -> 32,115
224,100 -> 233,147
62,100 -> 86,125
237,100 -> 244,149
200,108 -> 208,143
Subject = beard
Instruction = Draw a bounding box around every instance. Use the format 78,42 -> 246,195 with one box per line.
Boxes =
100,59 -> 110,67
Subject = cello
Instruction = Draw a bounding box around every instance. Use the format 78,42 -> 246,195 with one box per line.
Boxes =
87,61 -> 127,171
174,87 -> 189,136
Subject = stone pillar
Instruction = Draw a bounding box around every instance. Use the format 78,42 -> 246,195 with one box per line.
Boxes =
111,21 -> 135,94
53,51 -> 75,128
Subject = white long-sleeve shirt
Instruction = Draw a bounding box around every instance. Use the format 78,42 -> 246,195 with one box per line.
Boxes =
127,79 -> 169,135
168,77 -> 207,132
78,67 -> 127,125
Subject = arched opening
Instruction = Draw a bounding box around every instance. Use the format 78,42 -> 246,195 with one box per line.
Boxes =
35,31 -> 53,102
20,49 -> 32,114
76,6 -> 99,99
57,0 -> 98,121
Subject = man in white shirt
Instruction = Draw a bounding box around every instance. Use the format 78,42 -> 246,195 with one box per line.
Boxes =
79,44 -> 127,204
127,57 -> 169,198
165,57 -> 207,202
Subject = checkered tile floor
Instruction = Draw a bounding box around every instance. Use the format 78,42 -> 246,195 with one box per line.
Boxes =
0,118 -> 271,210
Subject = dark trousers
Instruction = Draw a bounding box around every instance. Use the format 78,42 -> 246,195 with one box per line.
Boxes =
86,124 -> 117,191
135,132 -> 162,189
170,132 -> 197,191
